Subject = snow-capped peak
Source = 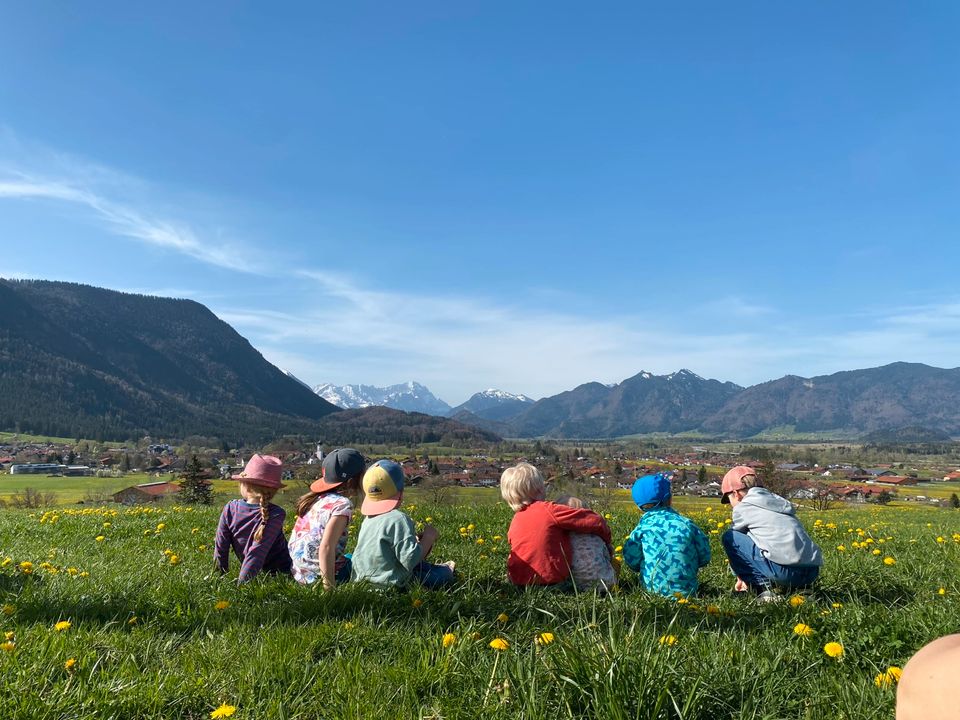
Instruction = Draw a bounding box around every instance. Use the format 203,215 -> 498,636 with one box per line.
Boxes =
478,388 -> 533,403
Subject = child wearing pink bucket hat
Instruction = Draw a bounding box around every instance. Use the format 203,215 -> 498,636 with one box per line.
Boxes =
214,454 -> 292,582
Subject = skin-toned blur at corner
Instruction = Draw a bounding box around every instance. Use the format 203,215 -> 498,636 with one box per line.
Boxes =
897,634 -> 960,720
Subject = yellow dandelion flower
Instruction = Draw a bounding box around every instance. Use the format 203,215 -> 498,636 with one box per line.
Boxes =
676,598 -> 689,605
467,524 -> 475,531
793,623 -> 814,637
64,658 -> 77,671
874,666 -> 902,688
883,557 -> 896,566
497,613 -> 509,623
836,545 -> 846,552
937,536 -> 945,544
102,522 -> 111,528
0,641 -> 14,653
706,605 -> 720,615
659,634 -> 677,646
19,561 -> 33,574
489,638 -> 509,651
3,632 -> 13,641
614,545 -> 623,553
442,633 -> 457,648
53,620 -> 71,632
168,555 -> 180,565
872,549 -> 881,556
476,538 -> 485,545
95,536 -> 105,542
412,598 -> 423,608
824,642 -> 844,659
128,617 -> 138,625
424,517 -> 433,523
789,595 -> 805,608
832,602 -> 843,609
536,632 -> 555,645
210,704 -> 237,719
214,600 -> 230,611
156,523 -> 166,531
471,631 -> 483,641
938,588 -> 947,596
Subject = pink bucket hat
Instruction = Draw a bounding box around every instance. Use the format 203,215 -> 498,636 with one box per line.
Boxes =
721,465 -> 755,503
232,454 -> 285,489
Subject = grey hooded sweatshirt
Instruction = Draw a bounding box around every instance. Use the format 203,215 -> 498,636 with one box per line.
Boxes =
731,487 -> 823,567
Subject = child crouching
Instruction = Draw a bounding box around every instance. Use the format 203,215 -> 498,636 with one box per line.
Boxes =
351,460 -> 455,589
623,472 -> 710,597
501,463 -> 612,589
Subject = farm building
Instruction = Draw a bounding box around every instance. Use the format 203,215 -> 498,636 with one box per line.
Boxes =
9,463 -> 65,475
112,482 -> 181,505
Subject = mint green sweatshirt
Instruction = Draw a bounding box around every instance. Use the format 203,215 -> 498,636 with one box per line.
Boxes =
350,509 -> 423,587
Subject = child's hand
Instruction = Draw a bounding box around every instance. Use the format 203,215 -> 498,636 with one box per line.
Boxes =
734,578 -> 748,592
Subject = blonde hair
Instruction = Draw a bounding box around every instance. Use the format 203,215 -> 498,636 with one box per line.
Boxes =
240,481 -> 279,542
500,463 -> 545,511
555,495 -> 586,509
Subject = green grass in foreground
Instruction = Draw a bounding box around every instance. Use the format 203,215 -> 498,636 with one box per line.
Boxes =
1,501 -> 958,719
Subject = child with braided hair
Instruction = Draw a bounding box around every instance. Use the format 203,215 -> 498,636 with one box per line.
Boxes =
215,454 -> 292,582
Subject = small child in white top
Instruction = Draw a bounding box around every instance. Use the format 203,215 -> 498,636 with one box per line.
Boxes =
556,495 -> 618,590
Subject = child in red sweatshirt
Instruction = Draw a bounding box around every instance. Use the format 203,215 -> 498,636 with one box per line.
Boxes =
500,462 -> 612,587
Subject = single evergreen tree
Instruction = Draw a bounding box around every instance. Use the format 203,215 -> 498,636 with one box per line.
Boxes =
698,465 -> 707,483
178,455 -> 212,505
951,493 -> 960,509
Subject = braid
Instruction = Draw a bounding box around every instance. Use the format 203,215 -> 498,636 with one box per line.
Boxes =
254,492 -> 269,543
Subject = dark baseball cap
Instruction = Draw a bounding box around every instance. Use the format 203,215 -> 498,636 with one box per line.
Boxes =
310,448 -> 366,493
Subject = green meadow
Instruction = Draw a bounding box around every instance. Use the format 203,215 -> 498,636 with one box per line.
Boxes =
1,498 -> 958,719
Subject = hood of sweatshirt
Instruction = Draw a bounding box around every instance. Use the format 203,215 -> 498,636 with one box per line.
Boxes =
739,487 -> 795,516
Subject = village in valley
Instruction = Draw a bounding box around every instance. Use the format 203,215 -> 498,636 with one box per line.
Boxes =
3,434 -> 960,508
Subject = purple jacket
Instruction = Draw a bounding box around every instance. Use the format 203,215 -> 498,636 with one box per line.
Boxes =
214,499 -> 292,582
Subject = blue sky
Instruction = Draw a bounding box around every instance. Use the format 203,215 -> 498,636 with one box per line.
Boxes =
2,2 -> 959,405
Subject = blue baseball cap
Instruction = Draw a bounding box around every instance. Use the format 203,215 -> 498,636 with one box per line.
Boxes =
631,473 -> 672,508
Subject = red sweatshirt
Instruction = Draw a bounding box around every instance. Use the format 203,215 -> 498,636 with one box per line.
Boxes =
506,500 -> 612,585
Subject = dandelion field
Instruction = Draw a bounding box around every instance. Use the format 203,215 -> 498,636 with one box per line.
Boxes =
1,500 -> 958,719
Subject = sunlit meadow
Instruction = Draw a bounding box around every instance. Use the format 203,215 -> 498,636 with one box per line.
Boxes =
1,497 -> 958,719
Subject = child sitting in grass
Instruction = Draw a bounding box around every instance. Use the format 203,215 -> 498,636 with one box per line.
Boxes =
555,495 -> 618,591
351,459 -> 455,589
623,472 -> 710,598
288,448 -> 365,590
215,454 -> 292,583
501,463 -> 612,588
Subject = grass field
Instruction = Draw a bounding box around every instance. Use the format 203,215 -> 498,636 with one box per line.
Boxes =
1,496 -> 958,719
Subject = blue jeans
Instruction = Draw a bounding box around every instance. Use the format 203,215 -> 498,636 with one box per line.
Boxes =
411,561 -> 455,589
722,530 -> 819,592
335,554 -> 352,585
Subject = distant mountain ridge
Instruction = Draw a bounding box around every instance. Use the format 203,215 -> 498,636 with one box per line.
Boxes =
448,389 -> 535,421
314,381 -> 452,415
504,369 -> 744,438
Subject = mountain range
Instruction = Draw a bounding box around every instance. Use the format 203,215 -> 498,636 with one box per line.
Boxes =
5,279 -> 960,442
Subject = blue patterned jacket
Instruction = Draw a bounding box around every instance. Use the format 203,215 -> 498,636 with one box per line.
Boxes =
623,507 -> 711,597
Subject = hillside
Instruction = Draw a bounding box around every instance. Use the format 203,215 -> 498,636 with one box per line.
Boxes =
0,279 -> 339,443
700,363 -> 960,437
503,370 -> 743,438
312,406 -> 501,445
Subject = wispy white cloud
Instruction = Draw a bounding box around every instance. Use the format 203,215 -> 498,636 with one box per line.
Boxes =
0,173 -> 256,273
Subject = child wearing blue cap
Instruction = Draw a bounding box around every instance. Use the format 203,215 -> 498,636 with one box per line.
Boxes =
622,472 -> 711,598
350,459 -> 456,589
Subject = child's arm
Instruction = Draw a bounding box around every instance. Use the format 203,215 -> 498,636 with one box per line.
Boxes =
214,504 -> 232,573
417,524 -> 438,559
318,514 -> 349,591
392,515 -> 424,572
622,526 -> 644,572
550,505 -> 612,545
692,524 -> 711,567
238,507 -> 286,583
